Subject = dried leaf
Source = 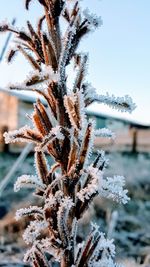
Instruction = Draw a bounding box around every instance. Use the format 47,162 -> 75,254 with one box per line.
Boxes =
37,15 -> 45,36
64,95 -> 80,130
0,24 -> 9,32
78,122 -> 93,171
7,49 -> 17,62
33,99 -> 52,136
18,46 -> 41,70
35,151 -> 49,184
25,0 -> 32,10
33,245 -> 49,267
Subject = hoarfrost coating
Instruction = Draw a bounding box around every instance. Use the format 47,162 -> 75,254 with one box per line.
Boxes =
2,0 -> 135,266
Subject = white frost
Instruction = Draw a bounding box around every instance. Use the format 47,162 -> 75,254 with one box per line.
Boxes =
3,125 -> 31,144
23,220 -> 48,244
15,206 -> 43,221
37,126 -> 64,151
100,175 -> 130,204
83,8 -> 103,29
14,174 -> 46,192
95,93 -> 136,113
77,166 -> 102,202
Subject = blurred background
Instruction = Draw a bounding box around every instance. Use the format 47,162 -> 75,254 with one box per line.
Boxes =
0,1 -> 150,266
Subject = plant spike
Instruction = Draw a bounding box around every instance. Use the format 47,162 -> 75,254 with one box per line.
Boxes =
2,0 -> 135,266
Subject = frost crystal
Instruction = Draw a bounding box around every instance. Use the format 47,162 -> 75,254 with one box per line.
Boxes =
95,93 -> 136,113
4,125 -> 31,144
77,166 -> 102,202
77,184 -> 96,202
43,65 -> 58,82
83,8 -> 103,29
15,206 -> 43,221
51,126 -> 65,139
88,230 -> 117,267
77,89 -> 87,128
44,194 -> 57,210
14,175 -> 45,192
100,175 -> 130,204
37,126 -> 64,151
89,258 -> 115,267
24,66 -> 58,87
98,235 -> 116,257
23,220 -> 48,244
94,150 -> 109,169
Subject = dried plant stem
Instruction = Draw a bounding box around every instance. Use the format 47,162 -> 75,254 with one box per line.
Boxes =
1,0 -> 136,266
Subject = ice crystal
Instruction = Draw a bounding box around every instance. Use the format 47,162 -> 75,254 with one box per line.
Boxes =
98,234 -> 116,257
100,175 -> 130,204
83,82 -> 97,100
51,126 -> 65,139
77,89 -> 87,129
77,167 -> 101,202
59,25 -> 77,82
95,93 -> 136,113
23,67 -> 58,87
23,220 -> 48,244
44,194 -> 57,210
89,258 -> 116,267
14,174 -> 45,192
15,206 -> 43,221
37,126 -> 64,151
43,65 -> 58,82
4,125 -> 31,144
57,197 -> 75,248
94,150 -> 109,170
83,8 -> 103,29
88,230 -> 117,267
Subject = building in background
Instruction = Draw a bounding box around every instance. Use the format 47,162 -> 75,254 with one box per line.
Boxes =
0,88 -> 150,153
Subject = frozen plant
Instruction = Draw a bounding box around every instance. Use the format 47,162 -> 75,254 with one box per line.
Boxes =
1,0 -> 135,266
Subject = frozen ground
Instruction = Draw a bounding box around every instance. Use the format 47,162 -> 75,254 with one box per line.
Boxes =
0,151 -> 150,266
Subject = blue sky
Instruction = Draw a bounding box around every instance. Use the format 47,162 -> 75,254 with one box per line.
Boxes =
0,0 -> 150,124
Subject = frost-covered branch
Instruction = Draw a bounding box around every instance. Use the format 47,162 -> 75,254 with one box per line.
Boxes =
94,93 -> 136,113
2,0 -> 132,266
100,175 -> 130,204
